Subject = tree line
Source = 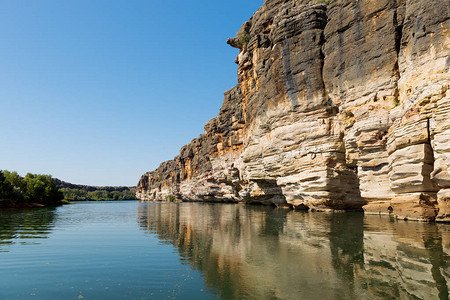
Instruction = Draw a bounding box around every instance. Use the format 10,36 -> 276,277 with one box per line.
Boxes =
0,170 -> 63,205
53,178 -> 132,193
61,188 -> 137,201
0,170 -> 137,205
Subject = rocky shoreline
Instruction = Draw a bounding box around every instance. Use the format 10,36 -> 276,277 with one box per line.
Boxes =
137,0 -> 450,222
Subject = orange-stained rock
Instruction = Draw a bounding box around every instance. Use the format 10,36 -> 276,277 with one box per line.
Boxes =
137,0 -> 450,221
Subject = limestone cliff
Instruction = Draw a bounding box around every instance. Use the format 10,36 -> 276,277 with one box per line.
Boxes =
137,0 -> 450,221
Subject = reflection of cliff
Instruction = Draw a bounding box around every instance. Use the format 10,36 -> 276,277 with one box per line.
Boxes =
0,208 -> 56,252
138,203 -> 449,299
363,217 -> 450,299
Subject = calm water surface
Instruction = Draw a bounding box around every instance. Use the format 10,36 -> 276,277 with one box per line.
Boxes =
0,201 -> 448,299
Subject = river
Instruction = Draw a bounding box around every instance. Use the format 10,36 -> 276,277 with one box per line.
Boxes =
0,201 -> 448,299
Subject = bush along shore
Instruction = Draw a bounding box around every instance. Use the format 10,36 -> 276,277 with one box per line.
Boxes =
53,178 -> 137,201
60,187 -> 137,201
0,170 -> 64,208
0,170 -> 138,208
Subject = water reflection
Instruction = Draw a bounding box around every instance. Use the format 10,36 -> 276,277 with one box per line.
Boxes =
0,207 -> 56,251
138,203 -> 449,300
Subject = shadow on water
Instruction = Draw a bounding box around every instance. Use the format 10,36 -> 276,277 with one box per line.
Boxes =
138,203 -> 449,300
0,207 -> 57,252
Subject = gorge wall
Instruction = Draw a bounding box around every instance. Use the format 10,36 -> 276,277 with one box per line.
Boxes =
137,0 -> 450,222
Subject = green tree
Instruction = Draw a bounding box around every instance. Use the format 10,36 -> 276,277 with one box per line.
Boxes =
3,171 -> 26,190
122,190 -> 137,200
3,171 -> 26,202
110,191 -> 121,200
60,187 -> 137,201
88,190 -> 109,201
0,170 -> 14,201
23,173 -> 63,205
62,188 -> 89,201
73,189 -> 88,200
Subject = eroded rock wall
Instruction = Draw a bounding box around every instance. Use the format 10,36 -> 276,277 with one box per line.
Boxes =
137,85 -> 246,203
137,0 -> 450,221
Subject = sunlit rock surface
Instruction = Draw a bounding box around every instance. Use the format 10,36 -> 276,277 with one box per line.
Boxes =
137,0 -> 450,221
138,203 -> 449,299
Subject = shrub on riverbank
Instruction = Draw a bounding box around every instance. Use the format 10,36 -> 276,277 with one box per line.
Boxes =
61,188 -> 137,201
0,170 -> 64,206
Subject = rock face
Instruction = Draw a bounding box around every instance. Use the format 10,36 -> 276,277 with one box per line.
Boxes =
137,0 -> 450,221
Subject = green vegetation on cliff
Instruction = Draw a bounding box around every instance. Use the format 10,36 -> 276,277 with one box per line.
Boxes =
0,170 -> 64,206
237,33 -> 251,46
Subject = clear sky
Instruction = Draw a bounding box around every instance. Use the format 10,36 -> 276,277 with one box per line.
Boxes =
0,0 -> 263,186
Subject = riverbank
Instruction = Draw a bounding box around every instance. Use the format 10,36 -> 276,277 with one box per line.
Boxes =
0,202 -> 48,209
0,199 -> 73,209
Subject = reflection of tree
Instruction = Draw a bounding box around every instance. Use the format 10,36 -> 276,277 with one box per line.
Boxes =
138,203 -> 449,300
0,207 -> 56,252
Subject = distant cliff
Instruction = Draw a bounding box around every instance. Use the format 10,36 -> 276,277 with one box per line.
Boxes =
137,0 -> 450,222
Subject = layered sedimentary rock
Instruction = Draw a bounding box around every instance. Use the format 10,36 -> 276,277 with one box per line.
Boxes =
137,0 -> 450,221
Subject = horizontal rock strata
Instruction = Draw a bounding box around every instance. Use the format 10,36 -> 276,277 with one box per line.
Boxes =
137,0 -> 450,221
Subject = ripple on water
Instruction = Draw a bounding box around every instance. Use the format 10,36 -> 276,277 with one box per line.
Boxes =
0,202 -> 449,300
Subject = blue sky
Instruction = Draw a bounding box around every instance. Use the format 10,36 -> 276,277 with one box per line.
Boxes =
0,0 -> 263,186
